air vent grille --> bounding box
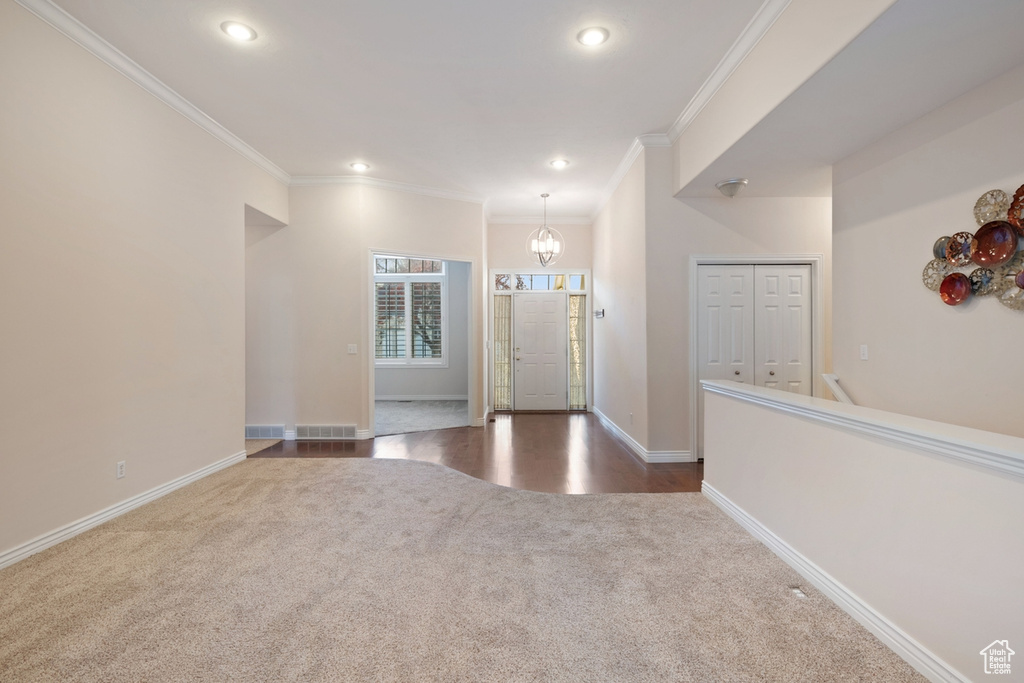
[295,425,357,440]
[245,425,285,439]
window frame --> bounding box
[374,264,448,368]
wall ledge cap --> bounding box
[702,380,1024,480]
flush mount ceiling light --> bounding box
[577,27,609,46]
[716,178,748,198]
[220,21,257,41]
[550,159,570,169]
[350,162,370,172]
[527,194,564,268]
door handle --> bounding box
[769,370,775,376]
[516,356,521,361]
[734,370,740,375]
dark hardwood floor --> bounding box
[249,412,703,494]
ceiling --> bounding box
[47,0,763,218]
[41,0,1024,216]
[682,0,1024,198]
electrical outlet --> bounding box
[860,344,869,361]
[347,344,357,355]
[629,412,634,425]
[116,461,126,479]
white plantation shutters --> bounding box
[374,257,446,365]
[410,282,442,358]
[375,283,406,359]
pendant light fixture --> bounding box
[527,194,564,267]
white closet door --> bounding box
[697,265,755,384]
[754,265,812,395]
[696,263,814,458]
[696,266,755,457]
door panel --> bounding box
[754,265,811,394]
[514,292,567,410]
[697,266,754,456]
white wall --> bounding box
[0,1,288,556]
[375,260,471,399]
[592,153,649,448]
[486,222,593,271]
[703,382,1024,682]
[245,184,486,432]
[833,62,1024,438]
[644,146,832,452]
[672,0,897,193]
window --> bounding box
[375,257,446,365]
[493,273,586,291]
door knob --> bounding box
[734,370,740,376]
[769,370,775,376]
[516,356,521,361]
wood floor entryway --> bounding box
[250,412,702,494]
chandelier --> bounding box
[527,193,564,267]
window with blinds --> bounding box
[374,256,446,365]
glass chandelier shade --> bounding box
[526,194,564,267]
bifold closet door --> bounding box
[753,265,812,395]
[697,265,755,385]
[696,263,812,456]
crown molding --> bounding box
[591,133,671,220]
[289,175,486,205]
[487,216,593,226]
[15,0,292,186]
[667,0,792,142]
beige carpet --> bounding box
[244,438,282,456]
[0,459,923,682]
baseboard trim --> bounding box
[375,395,469,401]
[645,450,693,463]
[0,450,247,571]
[284,430,296,441]
[472,416,486,428]
[356,429,372,440]
[701,481,965,683]
[592,408,693,463]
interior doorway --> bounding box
[372,253,471,435]
[689,255,824,459]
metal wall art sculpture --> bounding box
[922,183,1024,310]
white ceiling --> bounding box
[40,0,1024,215]
[682,0,1024,198]
[48,0,764,218]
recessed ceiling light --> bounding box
[350,162,370,172]
[577,27,609,46]
[221,21,257,42]
[550,159,570,169]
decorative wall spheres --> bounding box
[922,183,1024,310]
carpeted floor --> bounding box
[0,459,923,682]
[375,399,470,436]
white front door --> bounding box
[513,291,567,410]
